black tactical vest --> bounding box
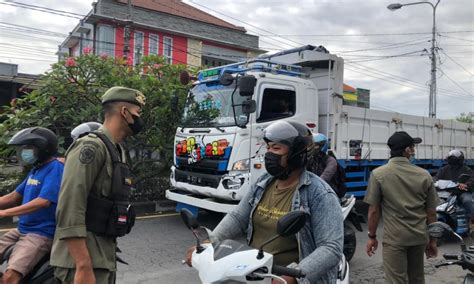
[85,132,136,238]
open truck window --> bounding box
[257,88,296,122]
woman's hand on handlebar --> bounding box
[272,275,296,284]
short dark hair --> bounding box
[390,144,413,158]
[102,101,121,118]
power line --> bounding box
[258,31,474,37]
[0,1,85,19]
[187,0,302,48]
[439,49,474,77]
[345,65,472,101]
[0,55,56,63]
[0,21,68,37]
[335,37,430,54]
[438,34,474,43]
[346,62,472,98]
[437,67,473,97]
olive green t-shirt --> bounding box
[250,180,299,266]
[364,157,439,246]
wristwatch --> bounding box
[368,232,377,239]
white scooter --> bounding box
[180,196,355,284]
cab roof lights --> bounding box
[198,59,309,82]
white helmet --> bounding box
[71,122,102,141]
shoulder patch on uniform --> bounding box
[79,145,96,164]
[83,140,101,148]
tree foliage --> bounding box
[0,52,194,200]
[456,112,473,124]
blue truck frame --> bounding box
[341,158,474,197]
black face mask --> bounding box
[125,109,144,135]
[447,156,462,166]
[264,152,290,180]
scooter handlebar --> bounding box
[435,261,460,268]
[443,254,460,260]
[272,265,306,279]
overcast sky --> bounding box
[0,0,472,119]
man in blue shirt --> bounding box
[0,127,63,284]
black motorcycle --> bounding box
[428,221,474,283]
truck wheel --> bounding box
[343,225,356,262]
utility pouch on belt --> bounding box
[85,132,136,238]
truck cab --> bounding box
[167,59,322,213]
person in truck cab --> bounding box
[186,120,343,284]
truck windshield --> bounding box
[182,82,246,127]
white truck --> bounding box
[166,45,473,214]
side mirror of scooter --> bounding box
[277,211,308,237]
[180,208,199,230]
[257,211,308,259]
[180,209,205,253]
[428,221,466,251]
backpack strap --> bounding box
[93,132,121,164]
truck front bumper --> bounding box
[165,190,237,213]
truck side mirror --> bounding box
[239,75,257,97]
[179,71,197,85]
[219,73,234,86]
[242,99,256,114]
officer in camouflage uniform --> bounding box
[50,86,146,284]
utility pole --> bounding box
[123,0,133,60]
[388,0,440,118]
[79,20,84,56]
[428,3,438,118]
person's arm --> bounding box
[297,187,344,282]
[1,162,64,218]
[459,167,474,192]
[66,238,96,284]
[319,156,337,183]
[433,166,447,182]
[366,205,381,256]
[363,172,382,256]
[0,197,50,217]
[186,176,262,266]
[425,208,438,258]
[0,191,23,210]
[209,178,260,242]
[425,179,439,258]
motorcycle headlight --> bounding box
[232,159,250,171]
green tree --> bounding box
[0,52,194,201]
[456,112,473,124]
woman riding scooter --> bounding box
[185,121,343,283]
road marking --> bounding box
[0,213,180,233]
[136,212,180,220]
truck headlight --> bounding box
[232,159,250,171]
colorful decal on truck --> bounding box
[176,137,230,164]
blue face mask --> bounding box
[409,153,416,163]
[21,149,37,164]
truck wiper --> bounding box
[215,126,225,133]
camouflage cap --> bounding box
[101,86,146,107]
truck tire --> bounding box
[343,225,356,262]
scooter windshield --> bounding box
[182,82,247,128]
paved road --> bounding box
[115,206,469,284]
